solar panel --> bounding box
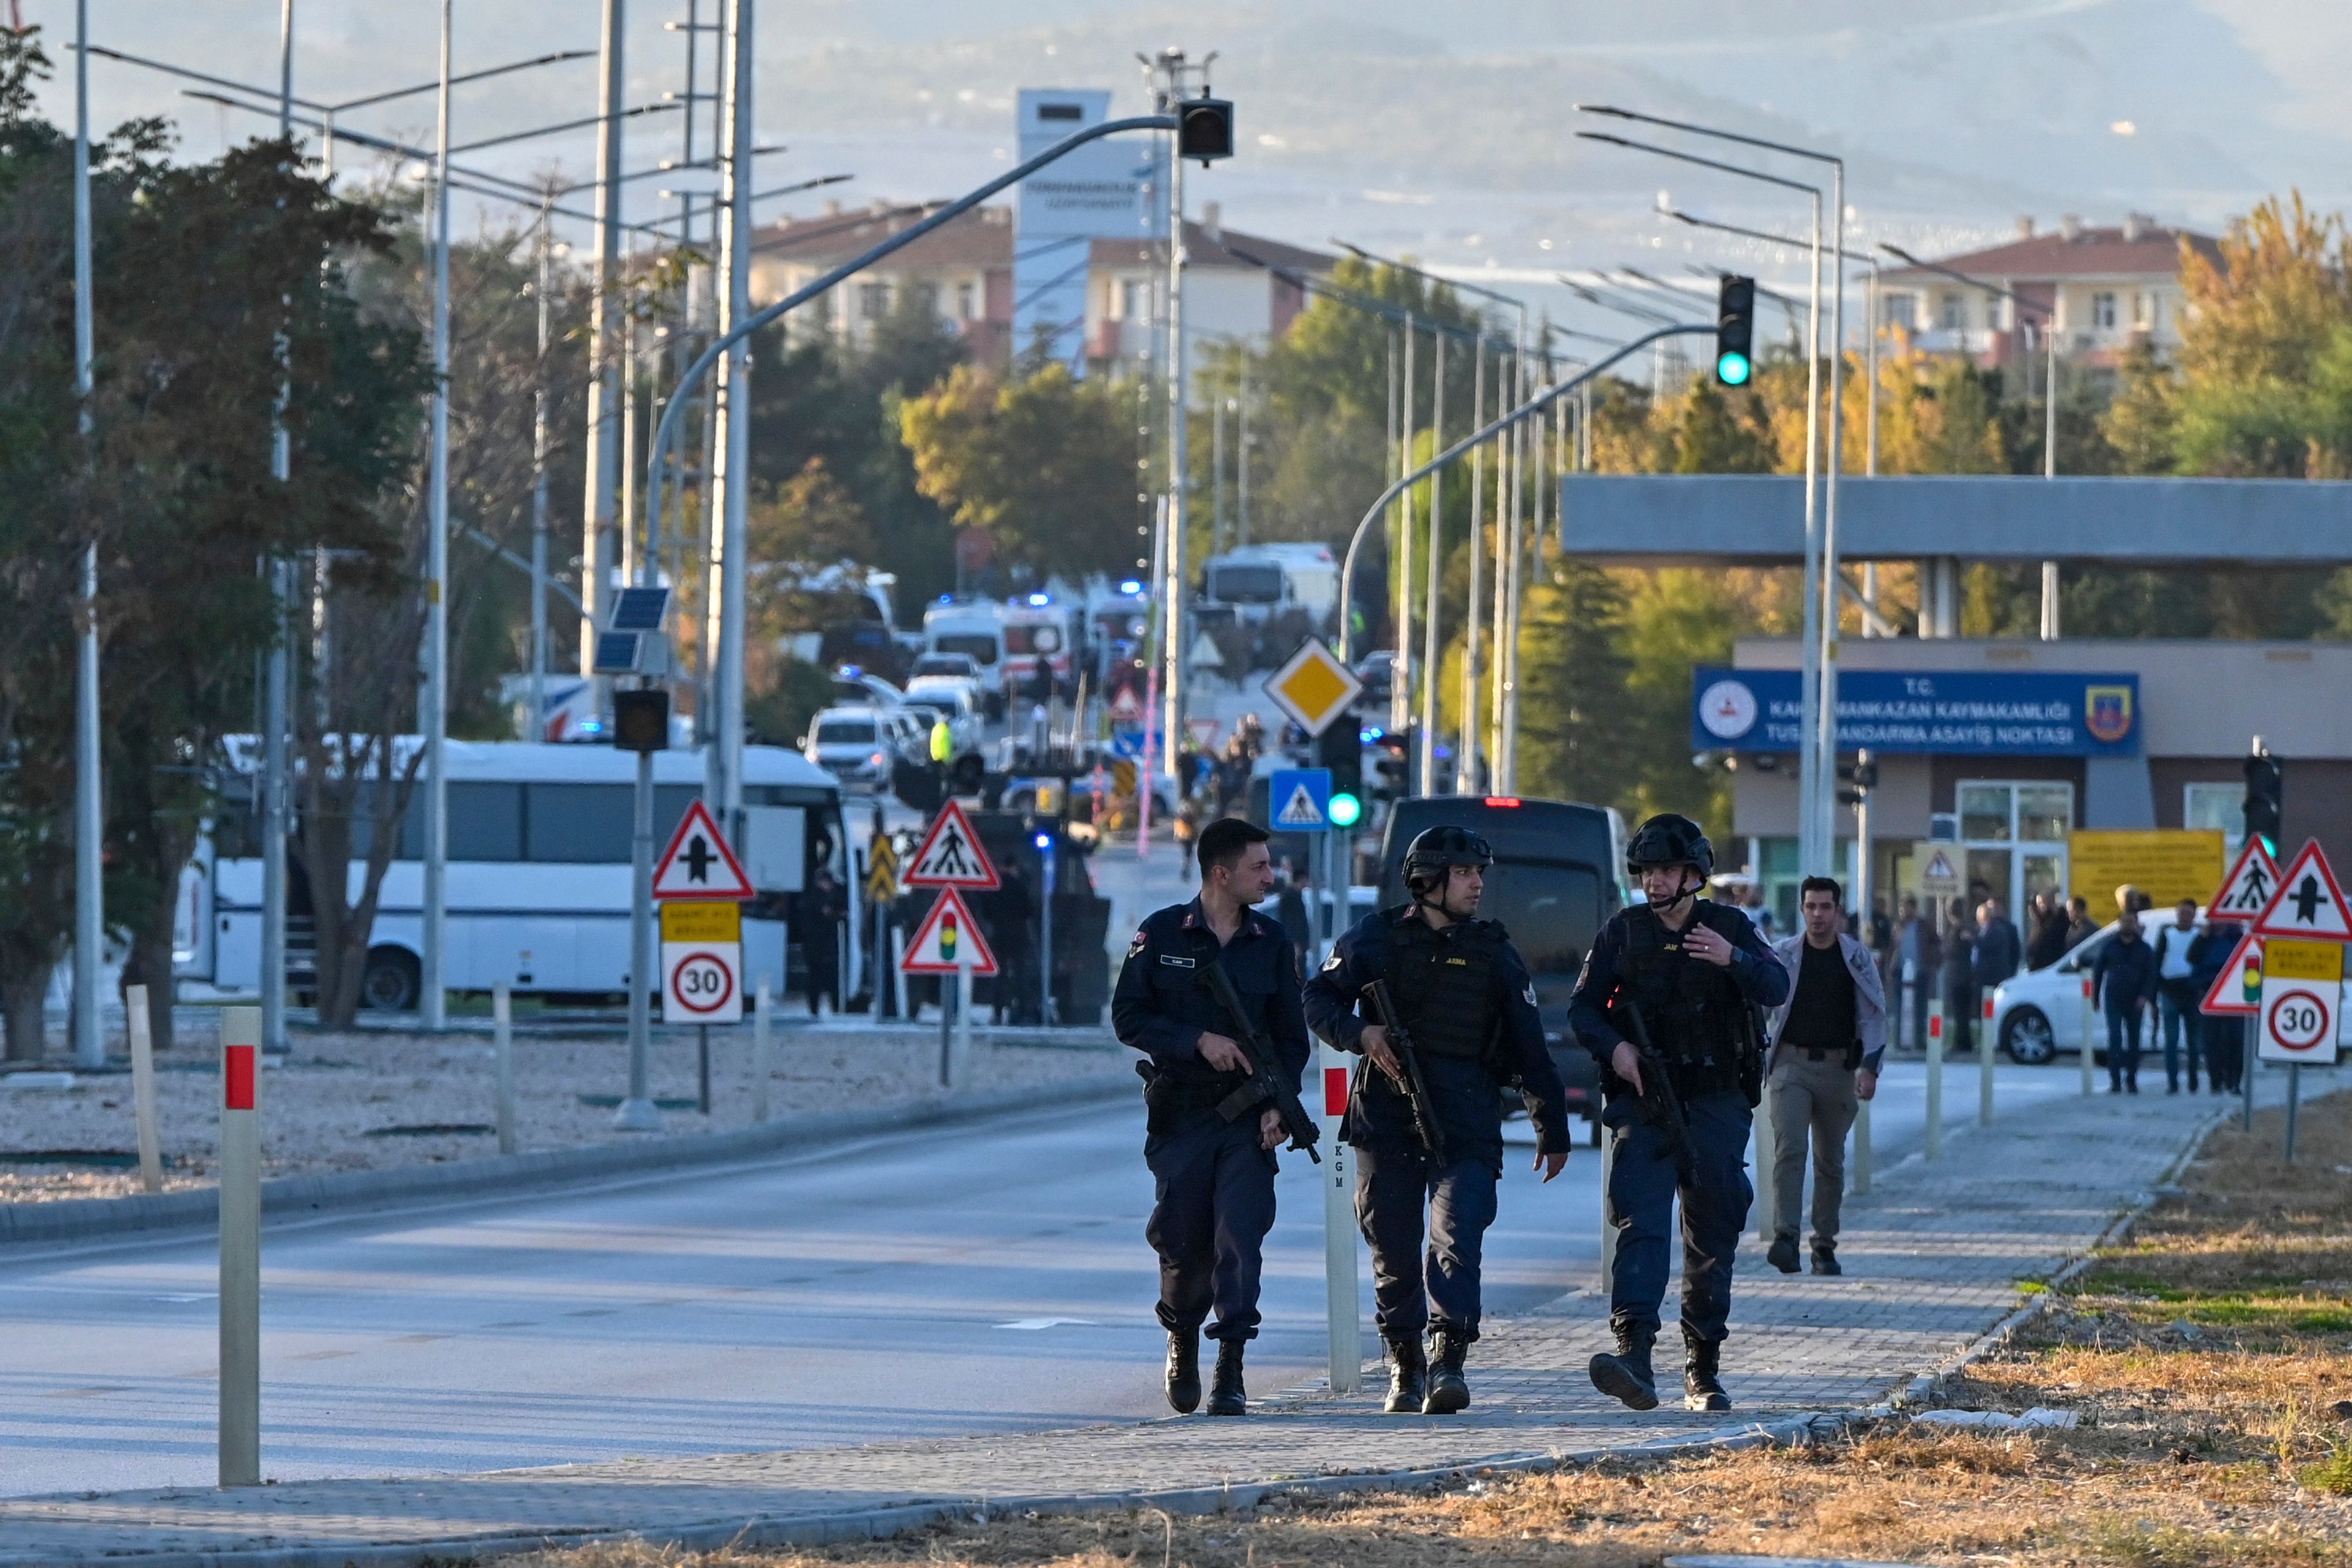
[591,631,642,674]
[608,586,672,633]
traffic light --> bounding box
[1715,274,1755,386]
[2244,745,2283,851]
[612,688,670,754]
[1318,720,1363,829]
[1178,97,1235,164]
[1370,728,1412,800]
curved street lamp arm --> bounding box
[1338,322,1711,663]
[643,113,1177,557]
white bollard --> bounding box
[493,983,517,1156]
[1752,1070,1777,1244]
[126,984,163,1196]
[891,924,909,1025]
[1317,1041,1360,1395]
[753,978,773,1124]
[1851,1095,1872,1196]
[2081,974,2097,1095]
[1925,998,1944,1161]
[1979,990,1997,1128]
[951,953,974,1087]
[1599,1119,1619,1294]
[219,1006,262,1487]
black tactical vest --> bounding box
[1389,914,1502,1060]
[1617,902,1752,1084]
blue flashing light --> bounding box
[1033,832,1054,850]
[1359,725,1384,745]
[839,665,862,679]
[1716,350,1753,386]
[937,594,954,604]
[1027,592,1050,606]
[1118,579,1144,595]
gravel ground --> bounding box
[0,1018,1129,1205]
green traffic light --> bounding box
[1717,351,1752,386]
[1328,792,1363,829]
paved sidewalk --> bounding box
[0,1082,2238,1566]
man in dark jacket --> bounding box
[2092,914,2160,1093]
[2187,920,2245,1095]
[2024,893,2071,971]
[1304,826,1570,1415]
[1940,898,1979,1056]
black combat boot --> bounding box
[1683,1330,1731,1412]
[1423,1326,1471,1415]
[1381,1334,1427,1415]
[1164,1329,1200,1414]
[1588,1322,1659,1411]
[1811,1242,1842,1276]
[1766,1234,1801,1273]
[1205,1336,1248,1416]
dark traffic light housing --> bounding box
[2244,745,2283,850]
[1178,97,1235,165]
[1716,274,1756,386]
[612,688,670,754]
[1317,719,1363,827]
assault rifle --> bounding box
[1199,960,1322,1163]
[1606,1001,1695,1178]
[1359,979,1450,1165]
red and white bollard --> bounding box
[1981,990,1998,1127]
[1924,997,1945,1161]
[219,1005,262,1487]
[1319,1040,1359,1395]
[2081,973,2098,1095]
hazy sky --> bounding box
[28,1,2346,337]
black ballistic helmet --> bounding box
[1403,824,1494,894]
[1626,813,1714,880]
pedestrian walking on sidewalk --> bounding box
[2092,913,2159,1093]
[2188,920,2244,1094]
[1303,826,1572,1417]
[1763,876,1886,1278]
[1569,814,1790,1415]
[1111,817,1311,1418]
[2152,899,2203,1093]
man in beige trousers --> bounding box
[1763,875,1887,1276]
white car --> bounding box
[1989,908,2206,1065]
[801,706,904,792]
[905,673,987,728]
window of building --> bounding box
[1883,292,1917,330]
[858,281,890,320]
[956,280,976,320]
[2184,783,2244,853]
[1954,780,2075,924]
[2092,291,2117,329]
[2132,291,2153,328]
[1938,292,1966,331]
[1120,279,1148,322]
[913,282,939,317]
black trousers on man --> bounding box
[1354,1145,1499,1341]
[1145,1113,1278,1342]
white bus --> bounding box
[178,741,848,1012]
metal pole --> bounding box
[1395,315,1414,741]
[1237,372,1251,548]
[217,1006,262,1487]
[530,191,552,739]
[494,982,516,1154]
[1039,835,1055,1023]
[1319,1036,1359,1393]
[2285,1061,2301,1163]
[1925,995,1943,1160]
[1819,165,1845,873]
[617,747,659,1129]
[1796,190,1824,875]
[1498,361,1526,794]
[255,0,298,1060]
[1864,262,1880,480]
[706,0,753,837]
[72,0,105,1070]
[579,0,626,682]
[1161,114,1188,777]
[127,983,162,1194]
[420,0,453,1031]
[752,976,772,1123]
[1418,331,1444,791]
[698,1022,711,1114]
[2241,1018,2256,1130]
[1460,342,1484,791]
[2040,315,2061,639]
[1489,345,1512,781]
[1210,393,1225,557]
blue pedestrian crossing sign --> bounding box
[1269,768,1333,832]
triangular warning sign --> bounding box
[1275,781,1326,828]
[2199,929,2263,1016]
[2207,837,2280,923]
[1110,687,1144,723]
[903,797,999,890]
[1923,849,1956,881]
[652,800,755,901]
[899,886,999,976]
[2250,839,2352,942]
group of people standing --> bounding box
[1114,811,1874,1422]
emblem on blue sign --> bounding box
[2085,684,2133,744]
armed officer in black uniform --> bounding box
[1304,826,1572,1415]
[1569,813,1790,1414]
[1112,816,1313,1417]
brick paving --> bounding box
[0,1086,2225,1564]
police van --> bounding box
[1375,795,1625,1140]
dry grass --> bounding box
[502,1096,2352,1568]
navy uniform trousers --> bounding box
[1145,1111,1278,1342]
[1605,1088,1754,1343]
[1355,1146,1499,1340]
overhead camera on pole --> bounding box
[1714,273,1756,386]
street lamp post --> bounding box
[420,0,453,1031]
[1882,244,2063,639]
[71,0,102,1069]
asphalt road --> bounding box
[0,1039,2113,1498]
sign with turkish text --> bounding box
[2067,831,2227,913]
[1692,668,2142,757]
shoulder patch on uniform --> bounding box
[1525,981,1540,1008]
[1321,951,1344,972]
[1159,954,1197,969]
[1128,929,1148,956]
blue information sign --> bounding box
[1268,768,1333,832]
[1691,667,2142,757]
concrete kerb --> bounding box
[0,1071,1134,1248]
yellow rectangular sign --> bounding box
[660,901,742,943]
[2263,938,2343,984]
[2067,830,2226,913]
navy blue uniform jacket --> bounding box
[1566,899,1791,1072]
[1303,905,1572,1164]
[1112,897,1313,1099]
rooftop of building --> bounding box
[1884,214,2223,285]
[750,198,1333,276]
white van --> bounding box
[1200,543,1340,625]
[922,600,1008,716]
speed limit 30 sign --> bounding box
[662,902,743,1024]
[2259,938,2342,1065]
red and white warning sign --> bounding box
[903,798,999,891]
[2250,839,2352,943]
[2207,837,2280,924]
[2198,928,2263,1017]
[653,799,755,901]
[899,886,999,976]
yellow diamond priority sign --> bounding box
[1263,636,1363,737]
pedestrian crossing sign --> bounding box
[903,798,1000,891]
[2208,836,2280,923]
[1268,767,1332,832]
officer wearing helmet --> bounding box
[1568,813,1789,1415]
[1303,824,1572,1416]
